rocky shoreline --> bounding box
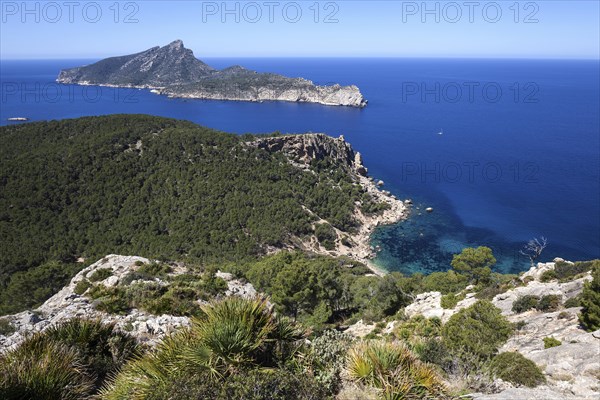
[249,133,409,274]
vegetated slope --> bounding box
[0,115,374,293]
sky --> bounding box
[0,0,599,59]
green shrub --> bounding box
[558,311,570,319]
[564,296,581,308]
[522,276,535,285]
[442,300,512,360]
[89,268,113,282]
[419,270,469,294]
[134,260,145,267]
[540,270,557,282]
[554,260,599,281]
[579,265,600,331]
[36,319,140,389]
[0,319,139,399]
[136,262,172,277]
[346,340,448,399]
[315,223,337,251]
[0,318,15,336]
[543,337,562,349]
[536,295,562,312]
[393,315,441,342]
[305,329,354,394]
[101,297,307,399]
[413,338,452,370]
[0,339,95,400]
[451,246,495,284]
[0,261,81,315]
[146,368,327,400]
[512,295,540,314]
[74,279,92,295]
[441,292,465,309]
[489,352,546,387]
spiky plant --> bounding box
[346,340,447,400]
[39,318,140,387]
[0,338,95,400]
[101,297,307,399]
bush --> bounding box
[74,279,92,295]
[564,296,581,308]
[0,261,81,315]
[89,268,113,282]
[442,300,512,360]
[0,339,95,400]
[420,270,469,294]
[136,262,173,278]
[536,295,562,312]
[579,265,600,331]
[394,315,442,343]
[543,337,562,349]
[346,340,447,399]
[512,295,540,314]
[101,297,307,399]
[315,223,337,251]
[146,368,327,400]
[441,293,465,309]
[540,270,557,282]
[489,352,546,387]
[554,260,599,281]
[0,318,15,336]
[304,329,354,394]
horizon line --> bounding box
[2,55,599,61]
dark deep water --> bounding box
[1,58,599,274]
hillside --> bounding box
[0,115,404,314]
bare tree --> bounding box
[520,237,548,268]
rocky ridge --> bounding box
[250,134,409,273]
[57,40,367,108]
[390,259,599,399]
[0,255,257,352]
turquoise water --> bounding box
[1,58,598,275]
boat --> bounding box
[7,117,29,121]
[437,129,443,135]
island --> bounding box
[57,40,367,108]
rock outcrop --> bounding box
[250,134,408,272]
[57,40,367,108]
[0,255,257,352]
[405,261,598,399]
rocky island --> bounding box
[57,40,367,108]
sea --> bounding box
[1,58,599,275]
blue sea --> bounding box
[1,58,599,274]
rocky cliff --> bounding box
[0,255,257,351]
[57,40,367,108]
[250,134,408,270]
[398,259,599,399]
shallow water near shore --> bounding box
[1,58,598,275]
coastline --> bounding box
[55,80,367,108]
[331,173,409,276]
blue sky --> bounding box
[1,1,598,59]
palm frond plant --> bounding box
[0,337,95,400]
[345,340,448,400]
[101,296,309,399]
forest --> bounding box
[0,115,377,314]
